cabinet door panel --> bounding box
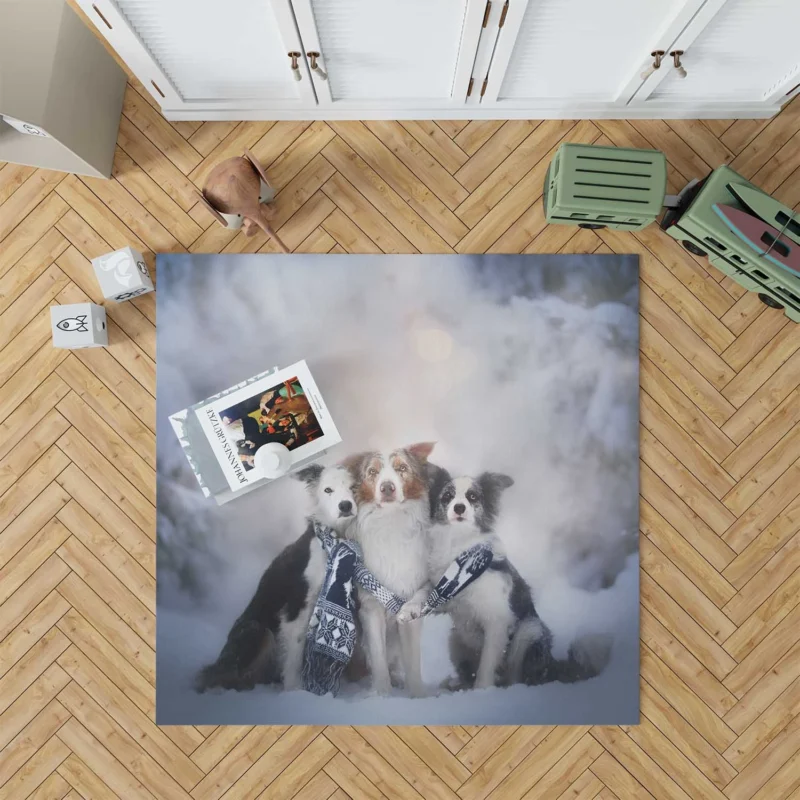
[292,0,483,106]
[78,0,313,110]
[646,0,800,104]
[491,0,694,103]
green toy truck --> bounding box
[543,142,800,322]
[544,143,667,231]
[659,165,800,322]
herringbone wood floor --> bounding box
[3,53,800,799]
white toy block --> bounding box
[51,303,107,349]
[91,246,154,302]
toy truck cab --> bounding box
[660,165,800,322]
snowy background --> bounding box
[156,253,640,725]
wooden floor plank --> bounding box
[400,120,469,175]
[329,121,468,246]
[0,696,71,789]
[0,229,68,318]
[641,499,736,608]
[56,575,155,684]
[364,120,468,210]
[56,716,159,800]
[111,147,202,248]
[0,170,66,243]
[2,71,800,800]
[454,119,578,229]
[0,163,36,206]
[722,349,800,446]
[0,193,69,279]
[453,121,506,155]
[640,356,735,464]
[54,464,154,576]
[122,85,202,176]
[322,137,453,253]
[57,752,121,800]
[641,611,737,718]
[641,392,736,500]
[640,681,737,790]
[724,676,800,772]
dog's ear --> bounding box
[407,441,436,463]
[426,464,451,518]
[426,462,450,496]
[292,463,324,486]
[338,451,369,476]
[478,472,514,494]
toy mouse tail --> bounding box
[255,211,290,254]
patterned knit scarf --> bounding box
[302,522,493,696]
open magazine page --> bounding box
[195,359,340,492]
[174,360,341,498]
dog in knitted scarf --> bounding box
[302,522,493,696]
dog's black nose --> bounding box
[453,503,466,515]
[338,500,352,514]
[380,481,396,496]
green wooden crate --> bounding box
[544,143,667,231]
[661,164,800,323]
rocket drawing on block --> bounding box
[50,302,107,349]
[56,315,89,333]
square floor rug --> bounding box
[156,253,640,725]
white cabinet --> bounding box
[78,0,316,112]
[631,0,800,108]
[478,0,799,116]
[290,0,486,108]
[479,0,706,107]
[76,0,800,120]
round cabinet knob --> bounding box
[307,52,328,81]
[288,52,302,81]
[254,442,292,479]
[641,50,665,81]
[670,50,687,79]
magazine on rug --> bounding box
[169,359,341,504]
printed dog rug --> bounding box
[156,254,640,725]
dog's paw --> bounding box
[439,675,467,693]
[396,601,423,623]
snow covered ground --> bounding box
[157,554,638,725]
[155,253,640,725]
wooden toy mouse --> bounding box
[196,149,290,253]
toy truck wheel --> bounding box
[578,223,606,230]
[682,240,707,257]
[758,293,784,310]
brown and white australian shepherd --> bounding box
[348,442,436,696]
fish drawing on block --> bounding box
[57,315,89,332]
[713,204,800,277]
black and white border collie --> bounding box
[426,472,612,690]
[195,463,364,692]
[348,442,436,696]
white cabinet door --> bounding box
[632,0,800,108]
[479,0,709,111]
[290,0,486,109]
[75,0,315,112]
